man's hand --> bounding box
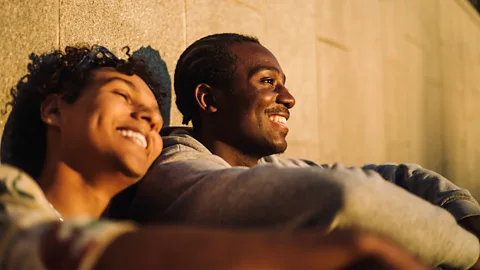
[459,216,480,238]
[459,216,480,269]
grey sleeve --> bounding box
[362,163,480,221]
[131,159,479,269]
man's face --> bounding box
[57,67,163,180]
[214,43,295,157]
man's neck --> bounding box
[37,160,122,218]
[195,129,260,167]
[211,140,260,167]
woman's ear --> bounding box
[40,94,63,128]
[194,83,217,113]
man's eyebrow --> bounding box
[248,66,286,83]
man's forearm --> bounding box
[333,165,479,269]
[133,161,479,268]
[362,163,480,221]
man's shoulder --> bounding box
[259,155,322,168]
[160,127,211,156]
[161,127,204,149]
[154,126,231,168]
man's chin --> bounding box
[272,147,287,155]
[268,139,288,155]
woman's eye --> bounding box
[115,91,129,101]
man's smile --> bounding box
[266,107,290,130]
[268,115,288,128]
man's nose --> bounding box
[276,86,295,109]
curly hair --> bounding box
[174,33,259,126]
[1,45,164,180]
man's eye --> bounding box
[261,78,275,85]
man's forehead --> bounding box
[230,43,282,71]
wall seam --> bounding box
[182,0,187,48]
[437,1,448,176]
[57,0,60,49]
[381,0,388,162]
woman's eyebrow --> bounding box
[100,76,161,113]
[101,77,137,91]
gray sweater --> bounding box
[126,127,480,269]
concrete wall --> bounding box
[1,0,480,197]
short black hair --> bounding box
[1,45,163,180]
[174,33,260,126]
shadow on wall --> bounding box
[133,46,171,127]
[469,0,480,13]
[104,46,173,219]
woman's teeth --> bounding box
[118,129,147,149]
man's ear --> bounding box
[194,83,218,113]
[40,94,63,128]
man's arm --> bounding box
[285,158,480,226]
[130,156,479,269]
[266,156,480,225]
[361,163,480,223]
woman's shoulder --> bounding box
[0,164,59,226]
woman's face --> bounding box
[55,67,163,182]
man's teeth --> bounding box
[268,115,287,125]
[118,129,147,149]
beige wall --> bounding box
[1,0,479,197]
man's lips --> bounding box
[265,107,290,120]
[267,114,289,130]
[265,107,290,128]
[268,115,287,125]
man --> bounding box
[0,45,426,269]
[123,33,480,269]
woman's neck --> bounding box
[38,161,121,218]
